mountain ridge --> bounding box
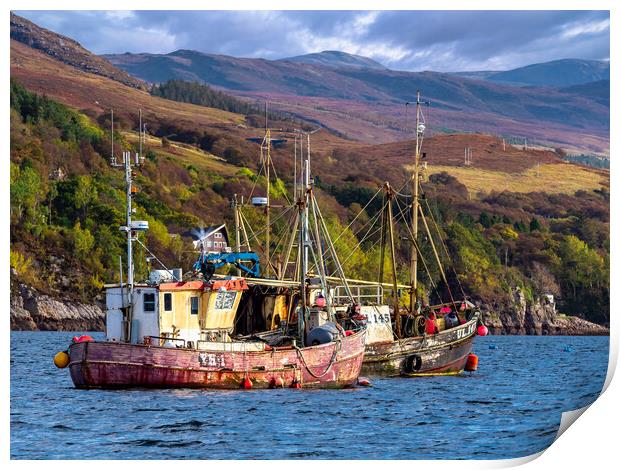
[451,59,609,87]
[103,48,609,153]
[10,12,145,90]
[279,50,387,70]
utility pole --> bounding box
[464,147,472,166]
[139,109,142,159]
[110,108,115,163]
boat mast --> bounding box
[124,152,134,292]
[263,103,271,278]
[304,139,310,271]
[233,194,242,276]
[113,149,135,342]
[410,90,422,313]
[297,158,310,346]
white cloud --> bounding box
[561,18,610,39]
[14,10,610,72]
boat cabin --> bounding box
[105,277,248,348]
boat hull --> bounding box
[362,316,478,376]
[67,331,366,390]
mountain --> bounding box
[104,49,609,153]
[10,13,144,89]
[279,50,387,70]
[103,49,391,99]
[486,59,610,87]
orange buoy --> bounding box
[477,325,489,336]
[240,377,252,389]
[53,351,70,368]
[465,353,479,372]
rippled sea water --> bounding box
[10,331,608,460]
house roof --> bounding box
[181,224,228,242]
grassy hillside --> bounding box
[426,163,607,196]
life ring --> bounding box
[404,354,422,373]
[412,316,426,336]
[402,317,415,337]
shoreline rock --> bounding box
[11,282,105,331]
[480,287,609,336]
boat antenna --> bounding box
[111,113,148,342]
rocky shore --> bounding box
[480,287,609,336]
[10,282,608,335]
[11,282,105,331]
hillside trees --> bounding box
[9,82,199,300]
[9,80,609,325]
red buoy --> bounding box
[425,318,437,334]
[240,377,252,389]
[72,335,94,343]
[290,379,302,389]
[465,353,479,372]
[477,325,489,336]
[357,377,372,387]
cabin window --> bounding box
[164,293,172,312]
[190,296,199,315]
[143,293,156,312]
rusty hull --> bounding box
[362,315,478,376]
[68,330,366,390]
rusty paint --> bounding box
[159,279,248,292]
[68,330,366,390]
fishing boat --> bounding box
[350,91,483,376]
[54,126,366,390]
[234,92,483,377]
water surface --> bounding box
[10,332,608,459]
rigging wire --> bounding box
[392,195,443,305]
[422,197,467,300]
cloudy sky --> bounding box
[15,10,610,72]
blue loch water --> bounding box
[11,331,608,459]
